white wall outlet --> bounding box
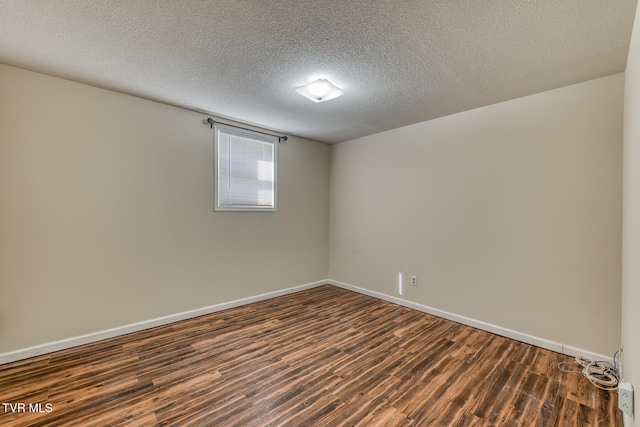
[410,276,417,286]
[618,382,634,416]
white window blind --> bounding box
[215,123,277,211]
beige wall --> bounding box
[0,64,330,354]
[329,74,623,356]
[623,1,640,424]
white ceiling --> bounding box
[0,0,637,144]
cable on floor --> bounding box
[557,350,620,391]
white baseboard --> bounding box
[328,279,612,363]
[1,279,612,366]
[0,279,328,366]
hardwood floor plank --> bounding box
[0,285,623,426]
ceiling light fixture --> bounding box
[294,79,344,103]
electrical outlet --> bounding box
[410,276,417,286]
[618,382,634,416]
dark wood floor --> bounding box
[0,285,621,426]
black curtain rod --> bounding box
[205,118,288,142]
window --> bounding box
[214,123,277,211]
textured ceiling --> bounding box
[0,0,637,143]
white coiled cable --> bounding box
[557,350,620,391]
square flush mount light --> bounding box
[294,79,344,103]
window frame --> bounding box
[214,123,278,212]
